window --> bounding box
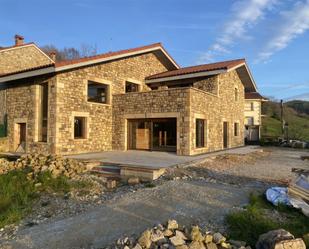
[251,102,254,111]
[38,83,48,142]
[246,117,254,126]
[88,81,109,104]
[125,81,139,93]
[74,117,86,139]
[196,119,205,148]
[234,88,239,101]
[234,123,239,136]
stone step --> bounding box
[92,165,121,174]
[89,162,166,181]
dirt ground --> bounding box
[1,147,308,249]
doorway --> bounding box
[15,123,26,152]
[152,119,177,152]
[223,121,229,149]
[128,118,177,152]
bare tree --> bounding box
[41,44,98,62]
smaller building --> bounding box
[244,92,268,143]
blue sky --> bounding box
[1,0,309,101]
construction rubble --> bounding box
[0,154,87,179]
[108,220,248,249]
[106,220,306,249]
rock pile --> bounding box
[109,220,250,249]
[0,154,86,179]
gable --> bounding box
[0,44,54,76]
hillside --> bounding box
[261,100,309,141]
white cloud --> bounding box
[257,0,309,62]
[197,0,277,64]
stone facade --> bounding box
[2,45,247,156]
[0,137,8,152]
[0,89,6,124]
[113,70,245,155]
[54,52,168,154]
[189,71,245,155]
[5,75,57,154]
[113,88,191,155]
[0,45,52,75]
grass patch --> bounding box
[0,170,37,228]
[35,171,71,193]
[0,169,90,228]
[144,182,156,188]
[226,194,309,247]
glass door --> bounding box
[152,119,176,152]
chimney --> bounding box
[14,34,24,46]
[49,51,56,61]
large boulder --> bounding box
[256,229,295,249]
[274,238,306,249]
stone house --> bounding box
[0,35,263,155]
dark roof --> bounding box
[55,42,179,68]
[145,58,245,80]
[245,92,266,100]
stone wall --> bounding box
[113,70,245,156]
[113,88,191,155]
[0,89,6,124]
[192,76,219,95]
[0,45,52,75]
[0,137,8,152]
[189,70,245,155]
[55,52,169,155]
[5,75,57,154]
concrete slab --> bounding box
[68,146,262,168]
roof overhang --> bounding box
[145,69,226,83]
[145,61,257,92]
[245,98,269,102]
[0,66,55,83]
[55,46,179,72]
[229,62,257,92]
[0,44,178,84]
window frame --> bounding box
[234,122,239,136]
[250,102,254,111]
[125,81,140,93]
[245,116,254,126]
[124,78,142,93]
[195,119,206,148]
[85,78,112,105]
[234,87,239,101]
[73,116,87,139]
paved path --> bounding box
[68,146,262,168]
[3,180,256,249]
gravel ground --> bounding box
[190,147,309,183]
[1,180,257,249]
[1,147,308,249]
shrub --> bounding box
[226,194,309,247]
